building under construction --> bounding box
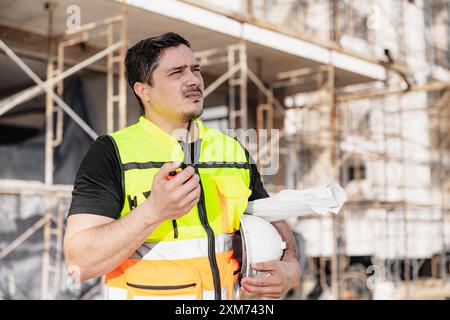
[0,0,449,299]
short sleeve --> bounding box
[68,135,124,219]
[248,161,270,201]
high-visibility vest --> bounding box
[104,116,251,300]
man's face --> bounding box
[146,44,204,122]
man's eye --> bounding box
[170,70,182,75]
[193,68,201,72]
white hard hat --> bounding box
[240,214,286,277]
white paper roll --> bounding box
[245,183,347,222]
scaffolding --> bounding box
[173,6,449,296]
[0,1,127,299]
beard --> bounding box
[181,106,203,122]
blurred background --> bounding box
[0,0,449,300]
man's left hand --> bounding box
[240,258,300,299]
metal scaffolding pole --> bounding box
[0,41,122,122]
[0,40,121,140]
[239,42,248,130]
[437,90,449,281]
[328,63,340,299]
[118,2,128,129]
[0,4,128,300]
[228,45,237,129]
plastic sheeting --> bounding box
[0,76,99,299]
[0,75,98,184]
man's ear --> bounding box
[134,82,151,103]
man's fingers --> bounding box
[174,173,199,196]
[183,184,200,204]
[167,166,195,186]
[251,261,280,272]
[184,196,200,212]
[156,162,181,180]
[175,194,200,217]
[241,281,283,298]
[240,262,294,299]
[241,275,279,287]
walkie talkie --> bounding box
[167,119,193,180]
[167,163,188,180]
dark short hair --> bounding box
[124,32,191,112]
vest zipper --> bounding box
[185,120,221,300]
[195,166,222,300]
[172,219,179,239]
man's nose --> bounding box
[185,70,202,88]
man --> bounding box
[64,32,300,300]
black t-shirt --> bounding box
[68,135,269,219]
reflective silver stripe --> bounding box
[202,288,229,300]
[130,233,233,260]
[132,294,198,300]
[104,284,231,300]
[104,286,127,300]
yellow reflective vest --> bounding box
[104,116,251,300]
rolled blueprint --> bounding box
[244,183,347,222]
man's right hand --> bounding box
[145,162,201,222]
